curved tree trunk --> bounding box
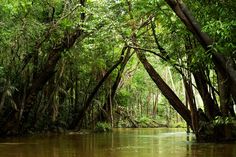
[135,50,192,128]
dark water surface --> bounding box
[0,128,235,157]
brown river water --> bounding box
[0,128,235,157]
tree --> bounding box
[0,0,235,142]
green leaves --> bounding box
[0,0,235,134]
[133,0,156,15]
[0,0,32,17]
[60,18,74,29]
[95,122,112,132]
[0,66,4,78]
[213,116,233,126]
[203,20,234,40]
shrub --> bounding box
[95,122,112,132]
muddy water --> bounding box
[0,128,235,157]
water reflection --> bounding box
[186,142,236,157]
[0,128,235,157]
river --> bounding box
[0,128,235,157]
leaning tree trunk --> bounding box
[70,47,127,130]
[0,4,88,135]
[164,0,236,141]
[135,49,192,128]
[164,0,236,104]
[126,0,191,127]
[99,47,132,123]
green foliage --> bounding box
[136,116,152,127]
[188,0,236,57]
[138,116,152,124]
[213,116,233,126]
[170,122,186,128]
[0,0,235,138]
[95,122,112,132]
[117,119,133,128]
[0,66,4,78]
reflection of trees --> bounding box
[186,142,236,157]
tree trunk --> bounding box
[218,70,234,117]
[135,50,192,128]
[152,93,159,118]
[146,93,151,117]
[0,26,87,135]
[164,0,236,104]
[99,47,131,123]
[193,70,220,119]
[70,49,126,130]
[183,73,198,133]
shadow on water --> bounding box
[0,128,235,157]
